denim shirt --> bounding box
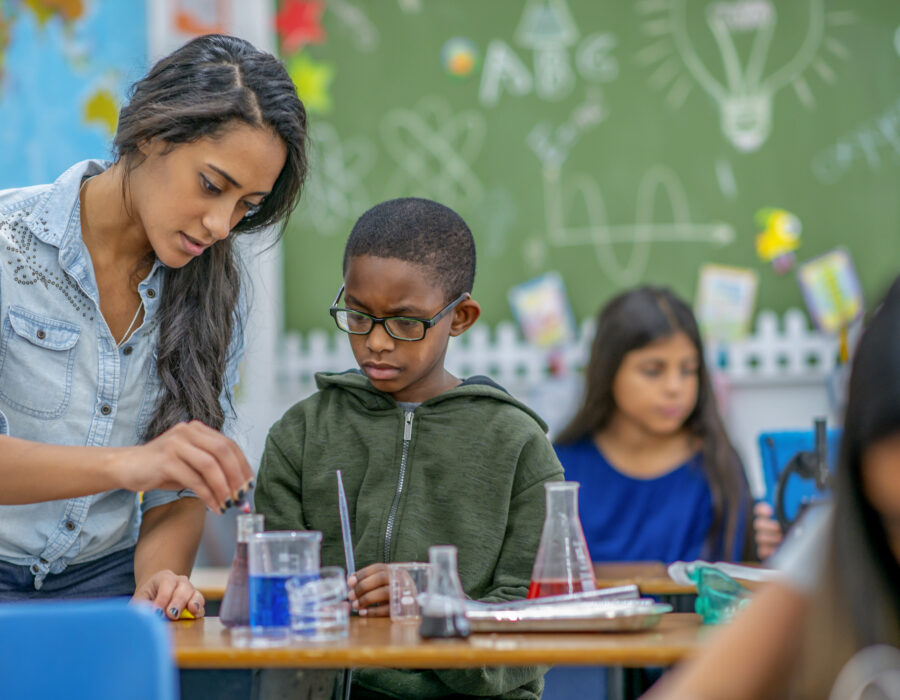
[0,160,245,588]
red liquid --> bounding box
[527,578,586,599]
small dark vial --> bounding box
[419,613,470,639]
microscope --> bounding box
[772,417,831,532]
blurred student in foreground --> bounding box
[646,274,900,699]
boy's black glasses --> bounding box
[329,285,469,341]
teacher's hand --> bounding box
[119,420,253,513]
[133,569,205,620]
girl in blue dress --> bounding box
[554,286,754,564]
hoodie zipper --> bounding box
[383,410,414,562]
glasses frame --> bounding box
[329,285,469,342]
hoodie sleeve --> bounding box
[480,432,565,604]
[254,420,307,532]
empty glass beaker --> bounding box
[220,512,265,628]
[527,481,596,598]
[419,545,470,639]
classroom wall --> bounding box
[278,0,900,333]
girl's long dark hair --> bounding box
[113,34,308,440]
[797,276,900,696]
[555,286,751,560]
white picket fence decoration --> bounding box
[278,308,839,400]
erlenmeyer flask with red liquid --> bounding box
[527,481,596,598]
[220,512,265,627]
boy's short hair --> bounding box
[343,197,476,300]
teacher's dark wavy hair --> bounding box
[555,286,753,560]
[114,34,308,440]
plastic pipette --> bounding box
[336,470,356,575]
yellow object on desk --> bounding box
[175,608,196,621]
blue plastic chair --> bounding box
[0,599,178,700]
[758,428,842,523]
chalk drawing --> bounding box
[515,0,579,50]
[479,0,618,107]
[397,0,422,12]
[576,33,619,83]
[716,157,738,199]
[526,92,608,169]
[328,0,379,51]
[811,95,900,184]
[304,123,375,236]
[381,97,485,208]
[527,100,734,284]
[516,0,578,101]
[479,40,534,107]
[636,0,853,153]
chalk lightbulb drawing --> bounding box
[636,0,854,152]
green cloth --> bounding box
[255,370,565,699]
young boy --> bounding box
[255,197,564,700]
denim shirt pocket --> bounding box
[0,306,81,419]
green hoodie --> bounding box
[255,370,564,699]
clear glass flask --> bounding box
[219,512,265,628]
[527,481,596,598]
[418,545,470,638]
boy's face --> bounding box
[341,255,480,403]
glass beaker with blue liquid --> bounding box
[247,530,321,645]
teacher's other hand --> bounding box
[119,420,253,513]
[133,569,205,620]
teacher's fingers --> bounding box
[178,421,253,500]
[168,439,234,512]
[162,575,200,620]
[188,590,206,618]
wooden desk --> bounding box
[172,614,706,670]
[593,561,769,596]
[593,562,694,596]
[191,567,229,602]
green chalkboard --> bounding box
[280,0,900,332]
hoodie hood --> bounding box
[314,369,549,433]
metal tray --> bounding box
[466,599,673,633]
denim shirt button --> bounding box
[100,404,111,416]
[36,329,46,340]
[65,521,76,531]
[30,564,39,574]
[123,346,133,356]
[146,289,156,299]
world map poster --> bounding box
[0,1,146,188]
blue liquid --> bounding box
[249,573,318,628]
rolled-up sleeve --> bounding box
[140,488,190,513]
